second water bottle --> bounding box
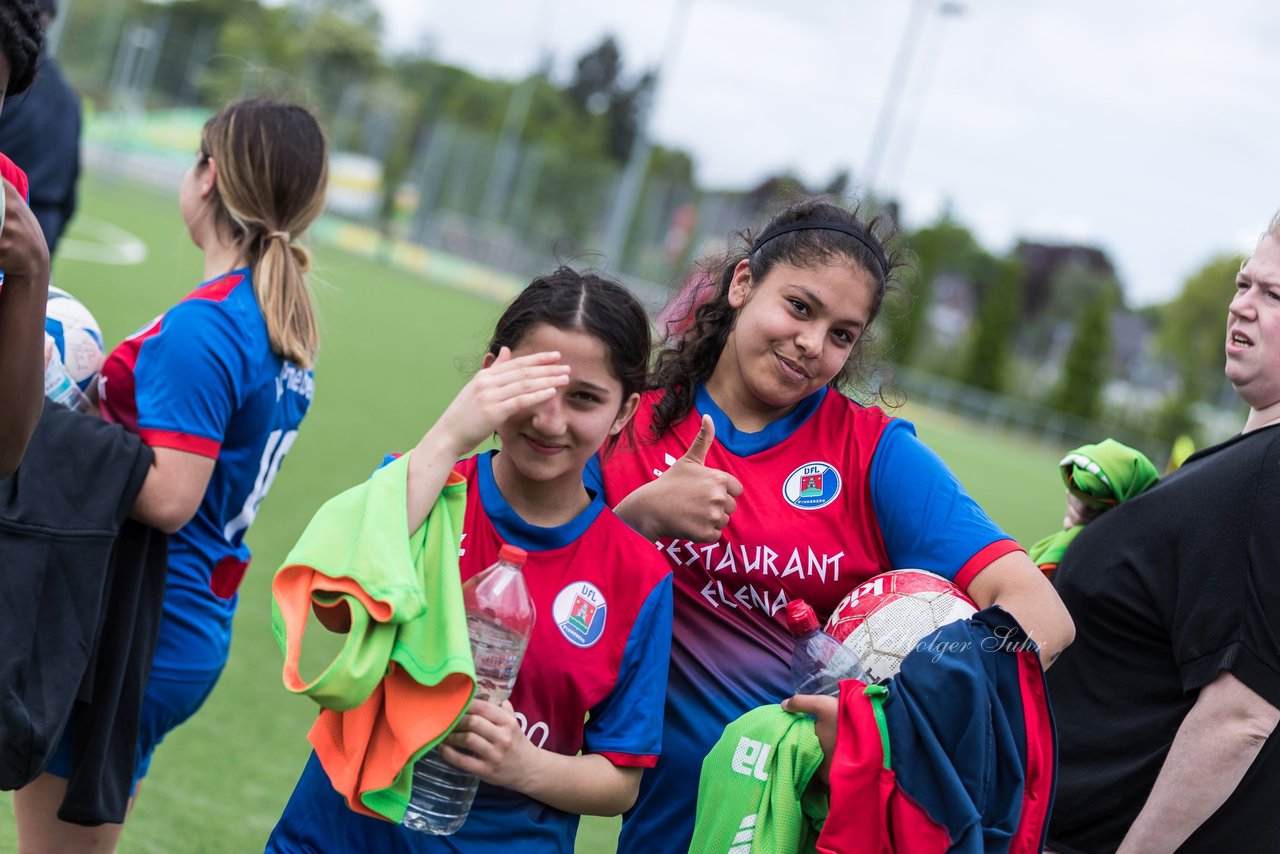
[785,598,866,696]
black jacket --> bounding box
[0,400,168,825]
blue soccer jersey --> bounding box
[98,268,314,678]
[592,386,1021,853]
[267,450,674,853]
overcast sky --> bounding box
[367,0,1279,306]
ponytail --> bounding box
[254,235,319,368]
[201,99,329,368]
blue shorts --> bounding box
[45,668,221,790]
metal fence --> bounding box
[889,366,1171,467]
[52,2,746,297]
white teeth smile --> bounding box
[1232,333,1252,346]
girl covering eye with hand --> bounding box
[267,267,673,854]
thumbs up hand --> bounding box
[614,414,744,543]
[680,413,717,466]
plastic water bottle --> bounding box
[403,544,537,835]
[785,599,866,696]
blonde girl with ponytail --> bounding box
[15,99,329,853]
[198,98,326,369]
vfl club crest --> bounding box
[782,461,841,510]
[553,582,608,648]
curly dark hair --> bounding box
[650,196,902,437]
[0,0,42,97]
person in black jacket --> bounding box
[0,400,168,829]
[0,0,81,257]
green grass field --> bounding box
[0,174,1068,852]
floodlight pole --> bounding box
[880,1,964,194]
[861,0,931,195]
[601,0,693,273]
[481,0,555,223]
[480,58,547,223]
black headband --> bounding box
[750,220,889,279]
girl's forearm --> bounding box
[511,751,643,816]
[405,428,467,532]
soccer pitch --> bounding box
[0,174,1067,852]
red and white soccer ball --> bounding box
[824,569,977,683]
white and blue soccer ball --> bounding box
[45,285,105,393]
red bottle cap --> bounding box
[498,544,528,566]
[785,599,819,635]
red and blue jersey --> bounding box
[267,449,673,853]
[98,268,314,678]
[0,153,29,287]
[452,451,672,776]
[592,385,1021,853]
[0,152,29,201]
